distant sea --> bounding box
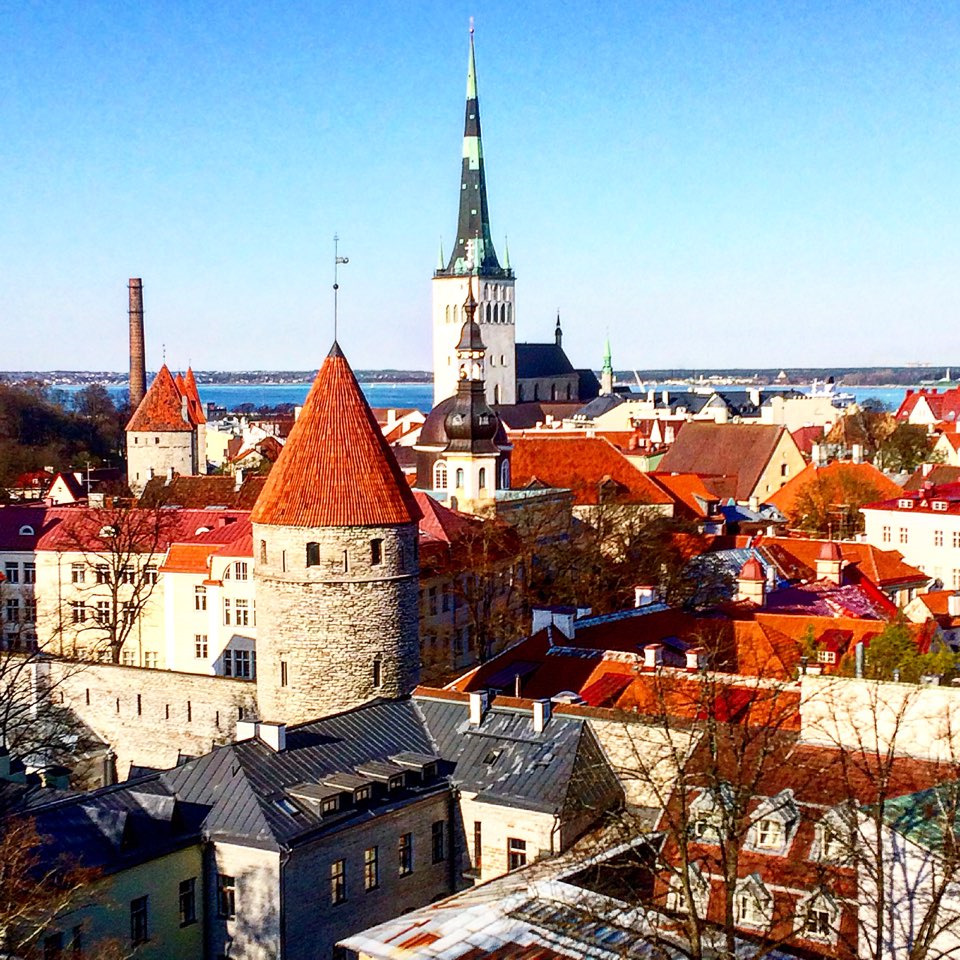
[60,381,912,414]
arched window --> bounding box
[485,303,492,323]
[453,304,459,324]
[500,304,506,323]
[533,384,540,401]
[445,305,450,322]
[500,354,505,366]
[500,459,510,489]
[18,525,34,537]
[478,468,487,490]
[370,538,383,566]
[566,383,573,399]
[494,384,501,403]
[455,468,465,489]
[433,460,448,490]
[306,542,320,567]
[551,384,557,400]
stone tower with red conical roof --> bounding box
[125,364,206,495]
[250,342,423,724]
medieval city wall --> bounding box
[46,658,258,777]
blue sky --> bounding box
[3,1,959,372]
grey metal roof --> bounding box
[516,343,576,380]
[415,698,621,815]
[26,695,621,861]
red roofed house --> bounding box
[510,435,675,523]
[126,364,207,496]
[862,481,960,588]
[895,387,960,428]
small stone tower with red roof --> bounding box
[250,342,422,724]
[125,364,207,495]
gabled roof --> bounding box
[510,436,673,506]
[126,365,194,433]
[657,423,796,502]
[516,343,575,380]
[251,343,422,528]
[903,465,960,490]
[648,472,720,519]
[139,474,267,510]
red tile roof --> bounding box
[647,472,720,519]
[126,365,193,433]
[895,387,960,423]
[183,368,206,424]
[764,460,902,517]
[657,423,796,501]
[510,436,673,506]
[250,343,422,528]
[758,536,927,589]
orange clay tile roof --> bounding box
[648,472,720,519]
[510,435,673,506]
[183,367,206,424]
[250,342,422,527]
[759,536,927,588]
[763,460,902,517]
[159,543,217,574]
[126,365,193,432]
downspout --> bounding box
[279,846,291,959]
[447,787,460,892]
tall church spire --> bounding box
[438,26,510,278]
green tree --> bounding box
[876,424,943,474]
[862,616,959,683]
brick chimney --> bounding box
[128,278,146,411]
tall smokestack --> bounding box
[128,278,146,411]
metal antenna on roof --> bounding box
[333,234,349,342]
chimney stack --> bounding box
[128,278,146,411]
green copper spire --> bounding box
[437,25,511,280]
[437,238,445,270]
[602,337,613,374]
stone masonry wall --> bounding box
[47,659,258,777]
[253,522,420,725]
[126,430,195,496]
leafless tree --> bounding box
[53,502,177,663]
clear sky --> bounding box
[3,1,959,373]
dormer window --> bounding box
[18,525,34,537]
[354,786,371,804]
[799,890,840,942]
[755,818,784,849]
[934,501,948,511]
[898,499,914,508]
[388,775,404,792]
[321,797,339,815]
[748,789,799,854]
[735,875,773,928]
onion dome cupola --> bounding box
[444,285,500,454]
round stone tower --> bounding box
[250,342,422,725]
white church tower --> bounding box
[433,27,516,407]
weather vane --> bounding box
[333,234,349,341]
[469,15,474,35]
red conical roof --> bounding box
[250,343,422,528]
[183,367,206,424]
[126,365,193,432]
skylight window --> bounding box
[482,749,502,765]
